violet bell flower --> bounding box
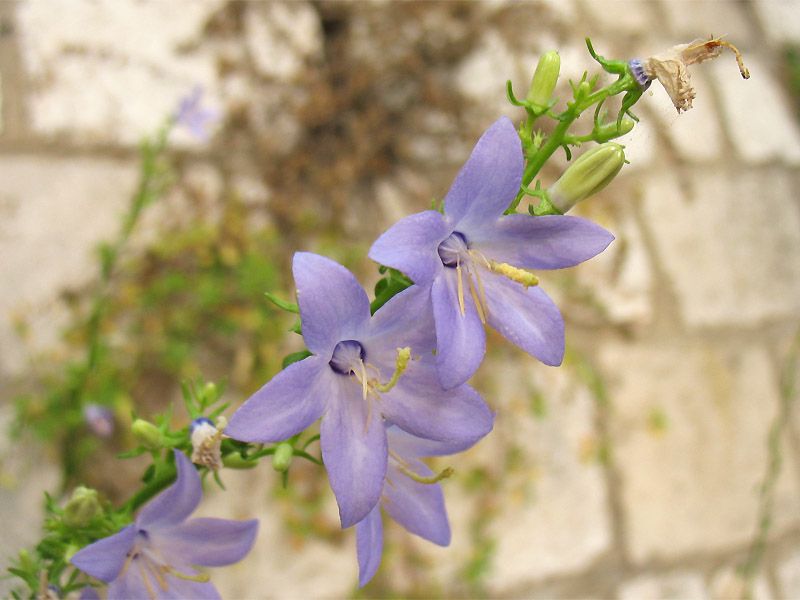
[356,423,486,587]
[368,117,614,390]
[70,450,258,599]
[225,252,494,528]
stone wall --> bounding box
[1,1,800,598]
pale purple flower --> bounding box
[225,252,494,528]
[368,117,614,389]
[83,404,114,438]
[174,86,220,141]
[70,450,258,599]
[356,424,478,587]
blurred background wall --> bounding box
[1,0,800,598]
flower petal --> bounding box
[381,360,494,446]
[385,422,486,458]
[367,283,436,354]
[321,377,388,528]
[226,355,330,443]
[138,451,201,530]
[355,505,384,588]
[78,586,101,600]
[443,118,522,230]
[473,213,614,270]
[293,252,371,356]
[431,269,486,390]
[368,211,449,285]
[383,460,450,546]
[70,524,136,582]
[153,518,258,567]
[483,272,565,366]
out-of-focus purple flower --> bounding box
[70,450,258,599]
[83,404,114,438]
[174,86,220,141]
[226,252,494,528]
[355,424,482,587]
[368,117,614,390]
[78,585,101,600]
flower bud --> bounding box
[222,453,258,469]
[594,118,635,143]
[526,51,560,112]
[131,419,163,450]
[64,486,101,527]
[547,142,626,213]
[272,442,293,472]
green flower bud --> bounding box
[594,118,635,143]
[201,382,218,403]
[272,442,293,473]
[547,142,626,213]
[131,418,163,450]
[222,453,258,469]
[526,51,560,112]
[64,486,101,527]
[17,549,35,573]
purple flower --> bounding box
[368,117,614,389]
[70,450,258,599]
[174,86,220,141]
[225,252,493,528]
[356,424,478,587]
[83,404,114,438]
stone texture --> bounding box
[642,166,800,327]
[0,155,138,375]
[577,0,656,34]
[482,359,612,589]
[601,341,800,563]
[777,546,800,599]
[618,571,708,600]
[709,56,800,166]
[753,0,800,46]
[709,566,772,600]
[662,2,755,48]
[16,0,224,146]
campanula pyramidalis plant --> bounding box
[226,252,494,528]
[369,117,614,390]
[355,423,488,587]
[70,451,258,599]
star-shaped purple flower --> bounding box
[225,252,494,528]
[368,117,614,389]
[355,423,479,587]
[70,450,258,599]
[174,86,220,141]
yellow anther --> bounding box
[396,464,454,485]
[376,347,411,393]
[489,260,539,289]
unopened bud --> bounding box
[594,118,635,143]
[272,442,293,472]
[222,453,258,469]
[64,486,101,527]
[547,142,626,213]
[17,549,36,573]
[526,51,560,112]
[201,382,218,403]
[131,419,163,450]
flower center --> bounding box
[329,340,366,375]
[437,231,469,268]
[118,530,210,599]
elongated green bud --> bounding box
[131,418,163,450]
[594,118,635,143]
[272,442,293,472]
[526,51,560,112]
[64,486,101,527]
[547,142,626,213]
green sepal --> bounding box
[264,292,299,314]
[282,350,312,369]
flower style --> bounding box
[355,423,482,587]
[368,117,614,389]
[225,252,494,528]
[70,450,258,599]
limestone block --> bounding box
[0,155,138,375]
[777,546,800,599]
[16,0,224,146]
[647,71,724,162]
[600,341,800,563]
[662,1,755,47]
[709,56,800,166]
[579,0,657,34]
[618,571,708,600]
[709,565,772,600]
[642,166,800,327]
[753,0,800,46]
[482,359,612,589]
